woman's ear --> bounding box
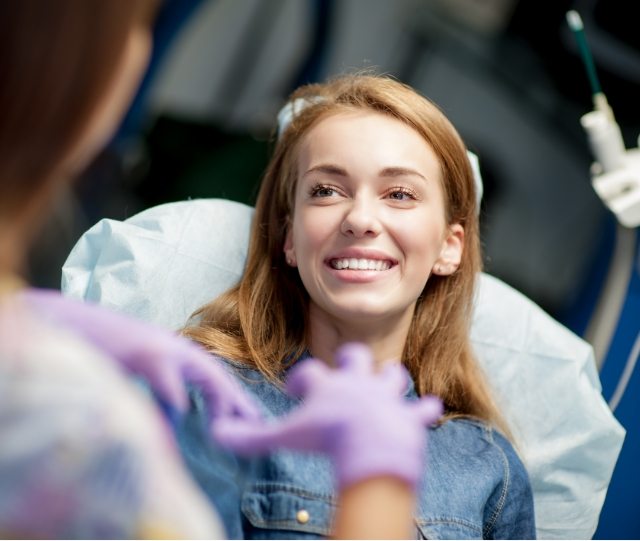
[283,227,297,267]
[433,224,464,276]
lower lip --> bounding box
[325,263,394,283]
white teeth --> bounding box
[331,258,391,271]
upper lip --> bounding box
[325,248,398,265]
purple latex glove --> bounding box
[20,288,261,424]
[214,342,443,490]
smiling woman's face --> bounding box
[284,111,464,331]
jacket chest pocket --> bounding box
[241,483,336,539]
[416,518,483,539]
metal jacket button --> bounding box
[296,509,310,524]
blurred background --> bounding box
[27,0,638,537]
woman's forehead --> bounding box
[296,110,440,180]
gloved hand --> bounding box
[214,342,443,490]
[20,288,261,424]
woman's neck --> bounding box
[307,305,414,367]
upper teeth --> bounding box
[331,258,391,271]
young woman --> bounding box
[182,74,537,539]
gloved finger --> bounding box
[410,395,444,426]
[285,358,330,398]
[334,342,373,373]
[379,362,410,395]
[138,357,190,412]
[213,413,319,455]
[183,356,262,421]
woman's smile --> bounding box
[329,258,392,271]
[325,248,398,282]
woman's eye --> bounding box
[310,184,338,197]
[388,188,417,201]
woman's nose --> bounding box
[340,199,382,238]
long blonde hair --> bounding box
[183,74,507,433]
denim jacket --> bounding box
[176,355,536,539]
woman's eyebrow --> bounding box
[379,166,427,181]
[303,164,428,180]
[303,164,348,177]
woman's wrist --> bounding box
[333,476,415,540]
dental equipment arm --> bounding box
[567,11,640,370]
[567,10,640,229]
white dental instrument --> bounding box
[567,10,640,228]
[567,10,639,384]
